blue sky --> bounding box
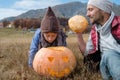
[0,0,119,20]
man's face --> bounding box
[43,32,57,43]
[86,5,103,25]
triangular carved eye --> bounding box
[48,57,54,62]
[62,56,68,62]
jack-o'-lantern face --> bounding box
[33,46,76,78]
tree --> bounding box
[13,19,20,28]
[2,20,10,27]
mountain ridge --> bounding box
[1,1,120,22]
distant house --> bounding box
[67,30,75,35]
[6,22,14,28]
[7,23,13,28]
[0,23,3,28]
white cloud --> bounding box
[0,0,62,20]
[0,8,25,20]
[13,0,62,10]
[0,0,90,20]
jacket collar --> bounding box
[111,16,120,28]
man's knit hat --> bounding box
[88,0,113,14]
[41,7,59,33]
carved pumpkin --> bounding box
[33,46,76,78]
[68,15,88,33]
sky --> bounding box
[0,0,119,20]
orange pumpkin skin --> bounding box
[33,46,76,78]
[68,15,88,33]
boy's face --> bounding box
[43,32,57,43]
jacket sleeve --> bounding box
[85,33,94,55]
[28,29,41,68]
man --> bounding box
[76,0,120,80]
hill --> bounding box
[1,1,120,22]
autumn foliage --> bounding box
[13,18,41,29]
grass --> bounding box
[0,28,102,80]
